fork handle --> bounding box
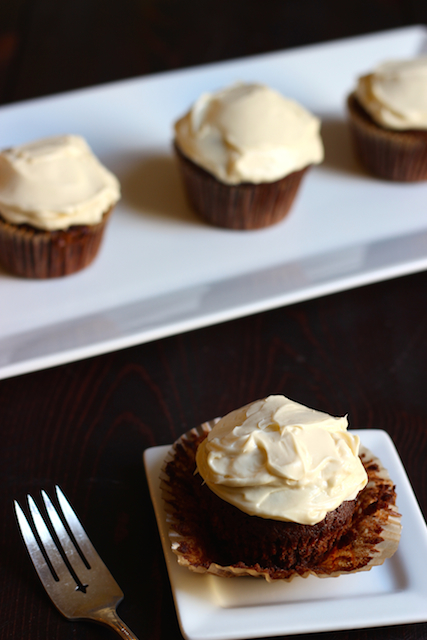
[92,607,140,639]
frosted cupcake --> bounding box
[161,396,401,581]
[174,83,324,229]
[0,135,120,278]
[347,58,427,181]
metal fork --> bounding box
[14,486,139,639]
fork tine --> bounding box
[14,500,45,567]
[41,490,89,576]
[28,495,67,574]
[55,486,100,564]
[15,499,60,590]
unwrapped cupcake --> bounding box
[161,395,401,581]
[174,83,324,229]
[347,58,427,181]
[0,135,120,278]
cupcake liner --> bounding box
[161,420,401,582]
[0,208,113,278]
[174,143,308,230]
[347,93,427,182]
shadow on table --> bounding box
[320,117,368,177]
[118,152,203,226]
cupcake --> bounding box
[161,395,401,581]
[174,83,324,229]
[347,58,427,181]
[0,135,121,278]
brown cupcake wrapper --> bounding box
[0,207,113,278]
[161,421,402,582]
[174,143,309,230]
[347,92,427,182]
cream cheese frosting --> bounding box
[356,58,427,130]
[0,135,121,230]
[174,83,324,185]
[196,395,367,525]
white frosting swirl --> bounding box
[196,395,367,525]
[356,58,427,130]
[0,135,120,230]
[174,83,324,185]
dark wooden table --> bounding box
[1,2,427,639]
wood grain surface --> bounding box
[1,2,427,639]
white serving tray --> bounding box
[144,429,427,640]
[2,25,427,379]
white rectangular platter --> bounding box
[144,429,427,640]
[2,25,427,379]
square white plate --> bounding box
[2,26,427,379]
[144,429,427,640]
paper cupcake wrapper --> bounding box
[161,420,402,582]
[0,207,113,278]
[347,92,427,182]
[174,143,308,230]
